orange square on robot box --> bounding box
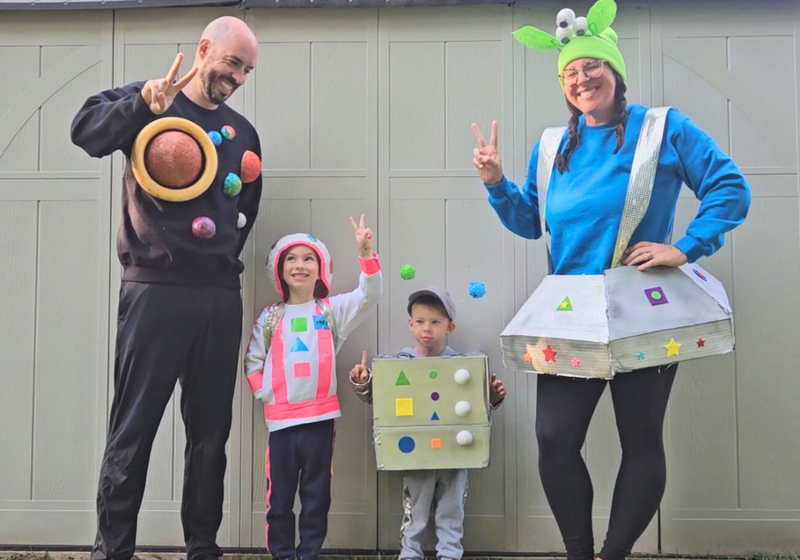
[431,438,442,450]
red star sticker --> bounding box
[524,352,534,363]
[542,344,557,362]
[696,338,706,348]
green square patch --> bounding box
[291,317,308,333]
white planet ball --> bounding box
[456,430,474,446]
[237,212,247,229]
[454,400,471,417]
[454,368,471,385]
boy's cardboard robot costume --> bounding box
[371,355,491,471]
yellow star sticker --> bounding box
[664,338,682,357]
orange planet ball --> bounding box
[240,150,262,183]
[144,130,203,189]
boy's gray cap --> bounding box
[407,285,456,320]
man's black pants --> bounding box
[91,281,242,560]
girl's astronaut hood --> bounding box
[267,233,333,301]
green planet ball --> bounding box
[223,173,242,197]
[400,264,416,280]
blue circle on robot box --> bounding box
[398,436,415,453]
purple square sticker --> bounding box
[644,286,669,306]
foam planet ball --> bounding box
[192,217,216,240]
[456,430,474,446]
[468,281,486,298]
[240,150,261,183]
[237,212,247,229]
[223,173,242,197]
[221,125,236,140]
[400,264,416,280]
[208,130,222,146]
[144,130,203,189]
[454,368,471,385]
[454,400,472,417]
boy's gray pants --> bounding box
[399,468,469,560]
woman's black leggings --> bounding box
[536,365,677,560]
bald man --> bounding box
[71,17,261,560]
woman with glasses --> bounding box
[471,2,751,560]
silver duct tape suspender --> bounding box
[536,126,568,272]
[535,107,671,271]
[611,106,671,267]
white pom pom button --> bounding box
[455,400,471,417]
[456,430,474,446]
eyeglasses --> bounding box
[559,59,607,86]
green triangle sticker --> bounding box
[395,370,410,386]
[557,297,573,311]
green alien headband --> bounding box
[513,0,627,85]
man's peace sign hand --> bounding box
[141,53,198,115]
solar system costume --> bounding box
[244,233,382,559]
[71,84,262,560]
[484,1,751,559]
[353,348,500,560]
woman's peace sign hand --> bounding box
[141,53,198,115]
[472,121,504,186]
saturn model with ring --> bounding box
[131,116,219,202]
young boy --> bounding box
[349,286,506,560]
[245,215,382,560]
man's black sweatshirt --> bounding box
[71,82,263,288]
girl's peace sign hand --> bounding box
[349,214,374,258]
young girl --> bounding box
[244,215,382,560]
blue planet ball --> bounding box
[469,281,486,298]
[208,131,222,146]
[223,173,242,197]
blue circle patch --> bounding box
[398,436,415,453]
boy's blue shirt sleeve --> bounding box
[484,141,544,240]
[666,112,751,263]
